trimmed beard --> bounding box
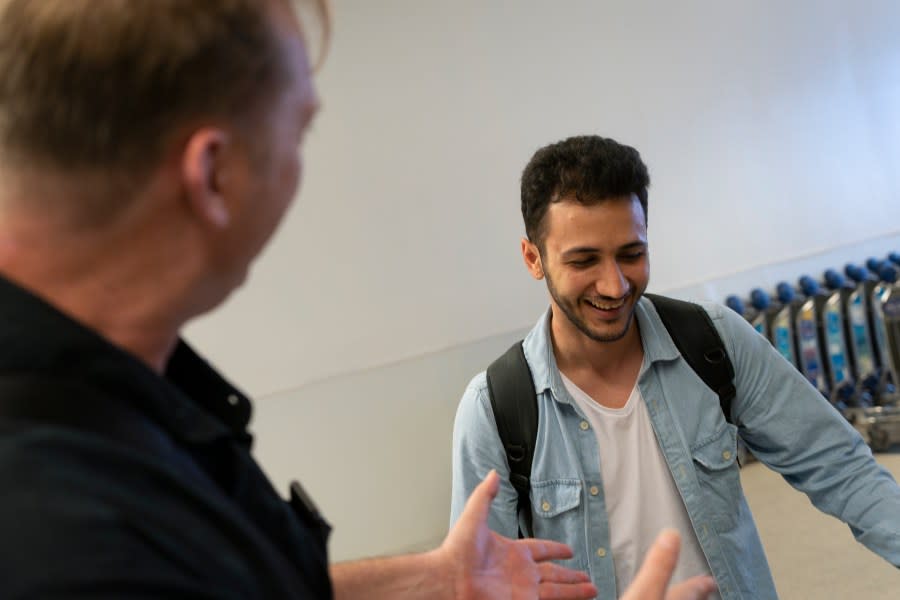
[544,268,636,343]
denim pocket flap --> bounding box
[531,479,582,518]
[691,424,738,471]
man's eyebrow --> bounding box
[560,241,647,257]
[560,246,599,257]
[619,241,648,251]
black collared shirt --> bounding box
[0,276,332,598]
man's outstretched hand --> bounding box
[439,470,597,599]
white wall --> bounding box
[183,1,900,560]
[250,328,524,560]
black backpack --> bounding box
[485,293,736,537]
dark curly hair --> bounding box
[521,135,650,249]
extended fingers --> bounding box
[537,561,592,584]
[538,580,598,600]
[665,575,717,600]
[534,552,596,599]
[520,538,575,562]
[517,539,596,599]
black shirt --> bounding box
[0,276,332,598]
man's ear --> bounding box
[181,128,232,228]
[521,237,544,280]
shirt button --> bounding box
[596,547,607,558]
[579,420,590,431]
[227,394,240,406]
[722,450,732,461]
[541,501,551,512]
[589,486,599,496]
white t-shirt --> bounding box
[561,373,712,597]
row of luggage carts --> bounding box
[726,253,900,452]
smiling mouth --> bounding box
[585,297,628,311]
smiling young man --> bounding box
[450,135,900,599]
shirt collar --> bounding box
[0,275,253,447]
[522,296,682,404]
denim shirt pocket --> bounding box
[690,423,741,533]
[530,479,586,569]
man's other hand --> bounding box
[621,530,717,600]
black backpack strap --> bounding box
[645,294,737,423]
[486,342,538,538]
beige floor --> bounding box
[741,449,900,599]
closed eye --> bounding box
[619,251,646,262]
[568,258,597,268]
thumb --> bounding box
[457,470,500,531]
[621,529,681,600]
[666,575,718,600]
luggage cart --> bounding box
[851,404,900,452]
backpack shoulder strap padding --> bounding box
[486,342,537,538]
[644,293,737,423]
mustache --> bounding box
[583,290,632,303]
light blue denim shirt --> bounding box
[450,297,900,599]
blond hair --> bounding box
[0,0,329,173]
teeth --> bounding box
[587,298,625,310]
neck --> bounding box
[0,181,207,373]
[549,306,644,380]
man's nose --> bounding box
[593,260,629,298]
